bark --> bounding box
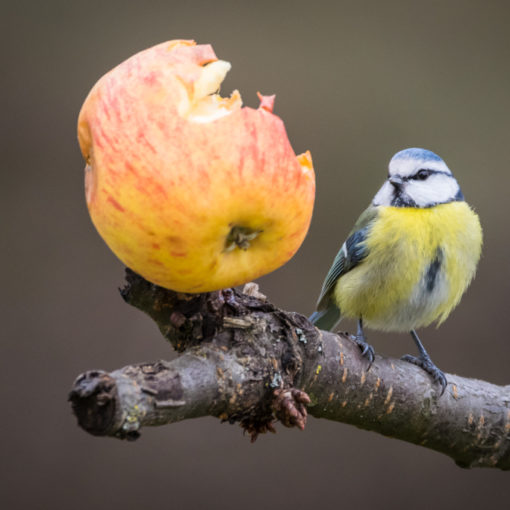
[69,269,510,470]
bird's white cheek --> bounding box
[406,177,460,207]
[372,182,394,206]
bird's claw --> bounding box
[351,335,375,368]
[401,354,447,396]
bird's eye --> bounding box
[415,169,431,180]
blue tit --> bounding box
[309,148,482,394]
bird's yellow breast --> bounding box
[334,202,482,331]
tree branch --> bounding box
[69,269,510,470]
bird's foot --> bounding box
[401,354,447,396]
[350,334,375,367]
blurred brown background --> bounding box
[2,1,509,508]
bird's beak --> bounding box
[389,175,404,188]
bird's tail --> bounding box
[309,306,341,331]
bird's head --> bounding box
[372,148,464,208]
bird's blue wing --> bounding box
[316,226,371,309]
[311,206,378,330]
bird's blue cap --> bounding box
[391,148,443,163]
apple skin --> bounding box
[78,40,315,293]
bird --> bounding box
[309,148,482,394]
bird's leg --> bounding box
[401,330,447,395]
[351,317,375,367]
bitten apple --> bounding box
[78,40,315,292]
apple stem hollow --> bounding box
[225,225,262,252]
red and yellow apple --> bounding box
[78,40,315,292]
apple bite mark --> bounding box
[297,151,314,179]
[256,92,275,113]
[179,60,242,123]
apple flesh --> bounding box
[78,40,315,293]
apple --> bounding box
[78,40,315,293]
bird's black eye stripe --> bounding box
[413,169,434,180]
[387,169,450,182]
[411,169,452,180]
